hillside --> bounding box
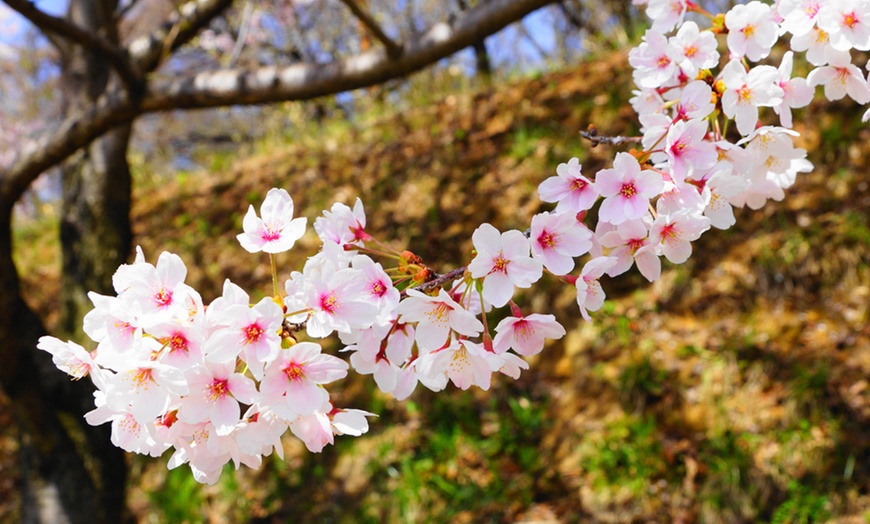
[8,53,870,523]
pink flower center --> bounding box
[537,231,558,249]
[370,281,387,298]
[670,139,688,157]
[513,320,531,341]
[261,224,281,242]
[627,238,646,254]
[843,11,859,29]
[131,368,153,386]
[207,379,229,402]
[320,291,340,313]
[284,361,305,381]
[656,55,671,69]
[683,44,697,58]
[658,223,679,243]
[244,323,264,344]
[168,333,188,353]
[737,86,753,103]
[153,287,173,308]
[805,3,819,18]
[619,182,638,199]
[570,178,588,193]
[492,254,509,273]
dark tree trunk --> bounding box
[0,0,131,522]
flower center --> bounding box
[168,333,188,353]
[244,323,264,344]
[619,182,638,199]
[207,379,229,402]
[741,24,756,38]
[656,55,671,69]
[371,281,387,298]
[537,231,558,249]
[284,361,305,381]
[261,224,281,242]
[154,287,173,308]
[843,11,859,29]
[683,44,697,58]
[492,254,510,273]
[570,178,588,193]
[737,86,753,103]
[320,291,340,313]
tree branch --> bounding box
[126,0,235,73]
[2,0,141,89]
[2,0,555,205]
[580,125,642,148]
[338,0,403,59]
[141,0,555,111]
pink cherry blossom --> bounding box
[492,313,566,356]
[596,152,664,225]
[529,211,593,275]
[598,219,662,282]
[177,362,259,435]
[725,1,778,61]
[774,51,814,127]
[576,256,618,321]
[204,297,284,379]
[665,118,717,180]
[720,61,784,136]
[468,223,543,307]
[629,29,678,89]
[396,289,483,351]
[669,21,719,76]
[649,210,711,263]
[237,188,307,254]
[260,342,348,419]
[537,157,599,213]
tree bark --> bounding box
[6,0,132,522]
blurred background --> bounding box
[2,0,869,522]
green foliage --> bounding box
[149,466,206,524]
[580,415,667,495]
[771,481,830,524]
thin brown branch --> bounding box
[580,125,642,148]
[2,0,141,89]
[410,266,468,295]
[338,0,403,59]
[126,0,235,73]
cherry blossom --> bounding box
[596,152,664,225]
[237,188,307,254]
[537,157,599,213]
[468,223,543,307]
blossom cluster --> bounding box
[38,0,861,482]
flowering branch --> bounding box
[579,125,643,148]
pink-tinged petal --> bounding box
[663,239,692,264]
[525,314,566,338]
[483,271,514,308]
[500,230,532,259]
[288,341,323,362]
[538,176,571,202]
[156,251,188,286]
[228,374,259,404]
[598,194,625,225]
[373,361,398,392]
[594,169,623,197]
[635,249,662,282]
[623,193,651,221]
[303,354,349,383]
[471,223,502,257]
[238,206,263,252]
[507,256,543,287]
[470,357,492,391]
[447,309,484,337]
[540,248,575,276]
[131,386,167,423]
[260,188,293,222]
[211,395,240,436]
[203,329,244,363]
[584,281,607,312]
[416,321,451,350]
[636,169,665,198]
[286,379,329,416]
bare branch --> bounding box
[338,0,403,59]
[2,0,141,89]
[580,126,642,148]
[115,0,143,22]
[1,94,137,205]
[142,0,555,111]
[126,0,235,73]
[2,0,555,205]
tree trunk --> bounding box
[0,0,132,522]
